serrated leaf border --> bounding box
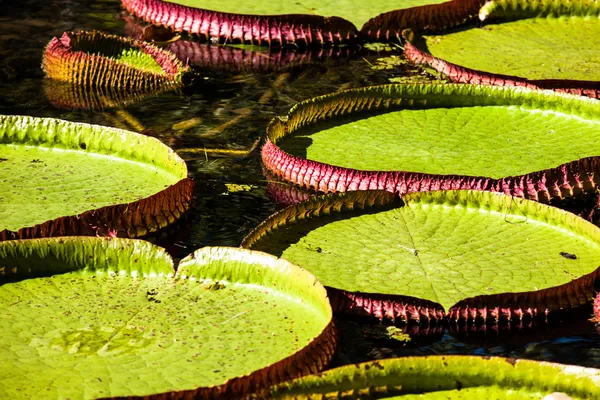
[120,0,357,47]
[360,0,485,40]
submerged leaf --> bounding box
[43,78,173,110]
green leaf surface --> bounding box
[0,239,332,398]
[276,84,600,179]
[0,115,187,232]
[268,356,600,399]
[115,47,164,73]
[245,190,600,311]
[169,0,448,29]
[424,16,600,81]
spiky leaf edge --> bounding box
[360,0,600,41]
[241,190,600,323]
[262,83,600,204]
[120,0,357,47]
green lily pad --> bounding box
[0,115,193,240]
[402,2,600,98]
[242,190,600,321]
[266,356,600,399]
[280,101,600,178]
[401,0,600,87]
[423,16,600,81]
[263,84,600,201]
[0,238,334,398]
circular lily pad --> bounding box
[0,115,194,240]
[242,190,600,322]
[0,238,334,398]
[43,30,190,91]
[265,356,600,398]
[404,2,600,98]
[263,84,600,202]
[121,0,449,45]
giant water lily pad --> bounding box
[265,356,600,398]
[43,78,174,110]
[121,0,449,45]
[242,190,600,322]
[43,30,190,92]
[263,84,600,202]
[0,115,193,240]
[0,238,334,398]
[404,2,600,97]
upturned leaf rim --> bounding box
[263,83,600,203]
[0,237,335,398]
[265,355,600,399]
[0,115,194,240]
[242,189,600,322]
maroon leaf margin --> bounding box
[242,190,600,323]
[403,29,600,100]
[120,0,357,47]
[262,84,600,204]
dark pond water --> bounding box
[3,0,600,373]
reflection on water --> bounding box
[334,312,600,368]
[44,78,175,110]
[2,0,600,370]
